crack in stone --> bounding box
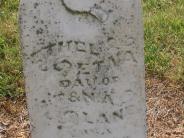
[61,0,104,23]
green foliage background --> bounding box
[0,0,184,97]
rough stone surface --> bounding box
[19,0,147,138]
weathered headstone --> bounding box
[19,0,147,138]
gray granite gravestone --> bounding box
[19,0,147,138]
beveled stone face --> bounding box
[19,0,147,138]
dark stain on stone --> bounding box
[41,100,46,103]
[48,92,51,96]
[57,125,62,130]
[36,28,44,35]
[107,37,114,42]
[58,41,63,46]
[41,20,44,24]
[108,9,113,13]
[34,2,39,9]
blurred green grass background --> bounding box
[0,0,183,97]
